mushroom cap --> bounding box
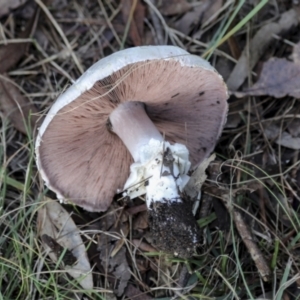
[36,46,228,212]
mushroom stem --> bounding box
[109,101,191,204]
[109,101,163,163]
[110,101,201,258]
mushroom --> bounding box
[36,46,228,258]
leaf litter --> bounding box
[235,57,300,98]
[2,0,300,299]
[0,0,28,18]
[0,75,39,133]
[0,5,40,133]
[227,8,300,91]
[37,198,93,290]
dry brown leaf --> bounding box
[37,198,93,290]
[175,0,222,35]
[201,0,223,26]
[121,0,145,46]
[126,204,147,215]
[111,223,129,257]
[0,75,39,133]
[287,118,300,137]
[234,58,300,98]
[133,211,148,230]
[276,132,300,149]
[225,112,241,128]
[264,123,300,150]
[98,233,131,296]
[0,0,27,17]
[132,239,158,252]
[0,7,38,73]
[159,0,191,16]
[184,154,216,201]
[227,9,299,91]
[125,284,151,300]
[41,234,77,266]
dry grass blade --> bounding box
[35,0,84,74]
[0,75,39,133]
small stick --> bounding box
[220,193,271,282]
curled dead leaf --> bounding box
[159,0,191,16]
[37,198,93,290]
[264,122,300,150]
[227,9,299,91]
[132,239,158,252]
[175,0,222,35]
[184,154,216,200]
[0,6,38,73]
[0,75,39,133]
[125,284,151,300]
[98,234,131,296]
[0,0,28,18]
[234,58,300,98]
[133,211,148,230]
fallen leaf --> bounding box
[110,223,129,257]
[37,198,93,290]
[225,112,242,128]
[202,0,223,25]
[227,35,241,60]
[0,7,38,73]
[227,9,299,91]
[276,131,300,149]
[0,75,40,133]
[159,0,191,16]
[264,123,300,150]
[287,118,300,137]
[0,0,27,17]
[126,204,147,215]
[125,284,151,300]
[41,234,77,266]
[133,211,148,230]
[175,0,222,36]
[132,239,158,252]
[98,233,131,296]
[234,58,300,98]
[184,154,216,201]
[121,0,145,46]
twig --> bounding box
[220,192,271,282]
